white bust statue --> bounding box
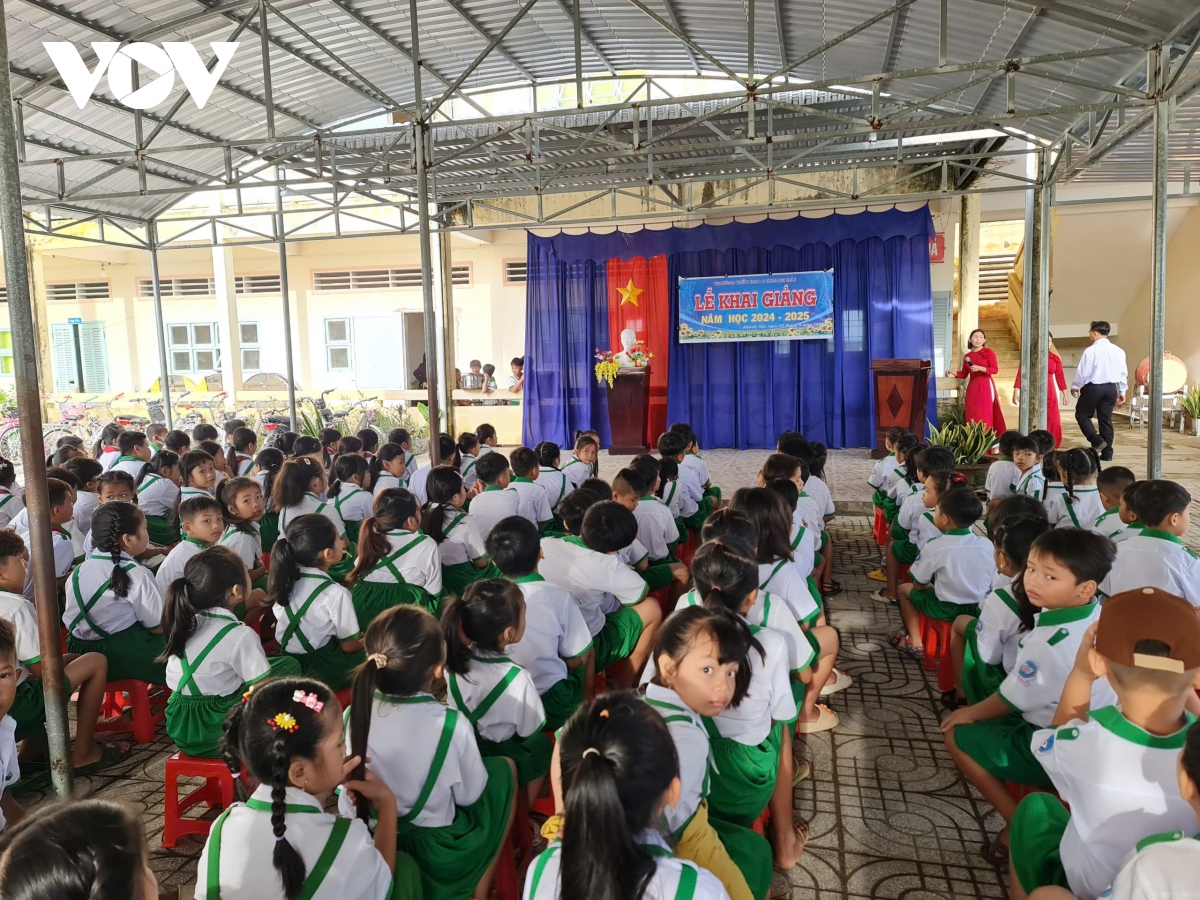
[614,328,640,369]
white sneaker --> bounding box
[870,589,896,604]
[820,668,852,696]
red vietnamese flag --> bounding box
[607,255,669,445]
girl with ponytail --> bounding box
[216,476,268,590]
[527,691,728,900]
[64,501,168,684]
[457,433,481,490]
[534,441,569,519]
[423,466,497,598]
[408,434,459,506]
[1047,447,1104,530]
[341,605,517,900]
[226,427,258,477]
[369,442,408,496]
[273,457,355,583]
[442,579,550,805]
[269,513,363,689]
[386,427,415,471]
[93,422,125,471]
[346,489,442,626]
[329,454,373,543]
[201,676,399,900]
[686,535,808,872]
[161,546,298,757]
[253,447,285,548]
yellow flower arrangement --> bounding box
[594,349,619,388]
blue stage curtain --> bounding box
[524,208,935,449]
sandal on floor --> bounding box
[899,639,924,661]
[792,759,811,786]
[981,831,1010,867]
[821,579,843,595]
[820,667,853,696]
[886,629,907,647]
[872,589,897,604]
[941,690,962,711]
[866,569,887,582]
[796,704,840,734]
[74,742,133,776]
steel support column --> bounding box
[1019,145,1036,433]
[149,223,174,428]
[1027,149,1051,430]
[0,8,71,798]
[274,170,298,431]
[1148,97,1168,478]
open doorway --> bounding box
[403,312,425,388]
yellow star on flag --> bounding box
[617,278,644,306]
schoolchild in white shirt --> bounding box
[1103,480,1200,607]
[224,426,258,477]
[93,423,124,473]
[0,620,26,830]
[1041,451,1067,510]
[340,605,516,900]
[252,447,285,547]
[216,476,268,591]
[21,477,76,601]
[198,677,401,900]
[269,513,363,690]
[776,435,838,591]
[659,431,710,532]
[627,459,682,563]
[179,449,218,502]
[422,466,496,598]
[1009,588,1200,900]
[560,433,598,490]
[611,469,689,599]
[885,436,924,519]
[1012,436,1046,500]
[135,451,182,545]
[328,455,374,544]
[156,495,225,596]
[63,456,102,537]
[348,488,442,627]
[525,691,730,900]
[442,579,550,804]
[384,427,417,475]
[1089,466,1137,543]
[64,501,167,684]
[356,428,379,462]
[868,426,907,507]
[507,447,555,529]
[871,443,938,603]
[0,457,23,529]
[370,443,408,496]
[199,440,231,487]
[457,432,482,491]
[475,423,499,455]
[109,430,153,483]
[533,441,570,519]
[656,456,689,528]
[162,546,294,757]
[986,430,1025,508]
[1045,449,1105,531]
[942,529,1117,857]
[673,421,720,502]
[273,456,355,584]
[408,434,457,506]
[468,452,521,542]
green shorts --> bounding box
[479,730,553,787]
[909,587,979,623]
[541,664,586,733]
[144,514,180,546]
[881,496,900,522]
[891,538,919,566]
[819,530,829,550]
[682,496,715,530]
[961,621,1007,706]
[67,623,166,684]
[1010,792,1071,894]
[641,562,675,592]
[594,606,645,672]
[952,713,1054,788]
[872,488,888,508]
[10,672,70,743]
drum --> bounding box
[1135,352,1187,393]
[460,372,486,390]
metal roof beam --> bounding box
[660,0,700,76]
[549,0,617,76]
[968,0,1166,47]
[437,0,540,83]
[969,7,1042,115]
[772,0,786,68]
[623,0,743,84]
[880,5,909,76]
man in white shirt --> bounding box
[1071,320,1127,461]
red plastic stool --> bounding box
[163,752,236,848]
[494,837,520,900]
[95,680,169,743]
[336,687,352,709]
[919,615,956,692]
[872,508,888,547]
[677,533,697,567]
[897,563,911,584]
[750,806,772,837]
[650,586,673,619]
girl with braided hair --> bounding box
[1046,447,1104,531]
[63,501,167,683]
[199,677,404,899]
[342,605,516,900]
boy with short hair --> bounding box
[1103,480,1200,607]
[614,467,688,599]
[21,479,75,600]
[164,429,192,455]
[942,529,1117,854]
[539,500,662,687]
[146,423,168,454]
[1090,466,1136,541]
[508,447,554,530]
[0,619,23,830]
[624,461,678,563]
[467,451,520,542]
[0,530,113,772]
[191,423,219,444]
[110,431,152,481]
[987,430,1025,507]
[657,431,701,526]
[561,434,598,490]
[670,422,720,504]
[892,488,993,655]
[155,496,225,594]
[1008,587,1200,900]
[1012,436,1046,499]
[62,457,103,537]
[1029,429,1057,457]
[487,516,594,729]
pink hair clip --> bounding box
[292,689,324,713]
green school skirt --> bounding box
[705,485,722,502]
[165,657,301,758]
[952,713,1054,788]
[909,588,979,623]
[344,519,362,544]
[352,579,438,628]
[395,756,514,900]
[390,852,424,900]
[479,730,552,787]
[960,621,1006,706]
[706,722,782,827]
[67,624,166,684]
[10,673,70,743]
[259,511,280,553]
[594,606,644,672]
[881,495,900,522]
[284,639,366,691]
[709,812,774,900]
[441,560,502,601]
[144,514,180,546]
[328,547,357,585]
[540,666,585,733]
[1010,792,1071,895]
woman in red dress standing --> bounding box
[1012,334,1069,447]
[947,328,1007,433]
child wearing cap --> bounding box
[1103,480,1200,607]
[1008,587,1200,900]
[941,529,1117,863]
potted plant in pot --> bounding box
[927,419,998,487]
[1182,386,1200,437]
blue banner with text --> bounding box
[677,271,835,343]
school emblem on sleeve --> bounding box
[1017,660,1038,681]
[1036,733,1055,756]
[974,619,984,635]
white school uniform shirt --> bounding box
[996,603,1116,727]
[1047,486,1106,531]
[758,557,820,625]
[279,492,346,539]
[406,465,431,505]
[524,830,730,900]
[888,475,919,506]
[1072,336,1128,395]
[0,489,23,529]
[676,462,705,511]
[459,454,480,490]
[677,589,817,674]
[372,472,404,498]
[468,485,521,543]
[619,538,649,569]
[1015,463,1046,499]
[0,590,42,684]
[895,486,927,536]
[507,574,593,693]
[338,692,488,828]
[535,468,570,513]
[787,519,818,582]
[1103,530,1200,608]
[73,491,100,535]
[986,458,1021,501]
[331,484,374,523]
[111,457,150,482]
[681,452,711,489]
[1031,707,1197,900]
[909,530,996,608]
[0,717,19,831]
[560,455,591,489]
[136,475,179,518]
[633,495,678,561]
[359,530,442,594]
[908,509,944,551]
[1091,507,1140,544]
[197,784,393,900]
[795,492,824,533]
[868,453,897,491]
[539,537,648,636]
[180,485,215,502]
[1102,833,1200,900]
[1044,482,1067,511]
[661,478,692,519]
[166,607,271,696]
[218,523,262,570]
[974,579,1023,673]
[274,567,362,653]
[433,508,486,567]
[805,476,834,519]
[156,537,207,595]
[22,527,76,599]
[644,683,712,836]
[64,551,164,640]
[446,650,546,743]
[510,478,554,526]
[97,447,120,472]
[232,453,255,477]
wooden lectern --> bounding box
[606,368,651,455]
[870,359,932,458]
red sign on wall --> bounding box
[929,233,946,264]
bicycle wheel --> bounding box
[0,427,19,463]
